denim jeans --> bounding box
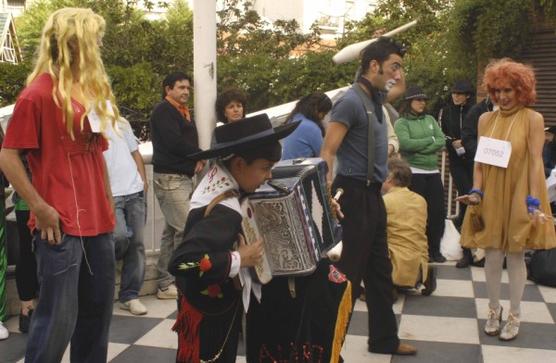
[114,191,146,302]
[153,172,193,289]
[26,233,115,363]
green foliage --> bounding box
[0,62,32,106]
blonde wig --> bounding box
[27,7,119,138]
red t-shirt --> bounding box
[3,73,115,236]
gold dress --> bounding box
[461,107,556,252]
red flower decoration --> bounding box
[206,284,223,298]
[199,254,212,272]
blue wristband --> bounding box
[526,195,540,214]
[469,188,483,198]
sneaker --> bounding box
[484,306,503,336]
[0,322,9,340]
[19,309,33,333]
[120,299,148,315]
[157,283,178,300]
[499,313,520,341]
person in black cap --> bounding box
[167,114,299,362]
[395,85,447,263]
[543,126,556,178]
[440,80,476,234]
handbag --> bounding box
[528,248,556,287]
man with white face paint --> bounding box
[321,37,417,355]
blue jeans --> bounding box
[153,173,193,289]
[26,233,115,363]
[114,191,146,302]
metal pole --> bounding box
[193,0,217,150]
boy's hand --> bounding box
[237,234,263,267]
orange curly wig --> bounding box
[482,58,537,106]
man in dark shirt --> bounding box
[321,37,416,355]
[150,72,204,299]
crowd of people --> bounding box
[0,6,555,363]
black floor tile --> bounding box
[548,303,556,323]
[109,315,164,344]
[0,332,27,363]
[111,345,177,363]
[477,319,556,350]
[473,282,544,302]
[435,265,472,281]
[167,310,177,320]
[391,340,483,363]
[402,295,477,318]
[347,310,368,337]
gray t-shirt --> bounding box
[330,84,388,183]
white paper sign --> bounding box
[474,136,512,168]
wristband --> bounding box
[469,188,483,198]
[526,195,540,214]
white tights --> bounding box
[484,249,526,316]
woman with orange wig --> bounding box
[458,59,556,340]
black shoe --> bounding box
[422,266,437,296]
[456,255,471,268]
[433,253,446,263]
[19,309,33,333]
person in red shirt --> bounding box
[0,8,118,363]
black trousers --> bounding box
[409,173,446,257]
[448,154,474,228]
[333,175,399,354]
[15,210,38,302]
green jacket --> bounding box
[394,113,445,170]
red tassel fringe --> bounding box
[173,295,203,363]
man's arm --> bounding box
[102,158,114,213]
[131,150,148,193]
[321,122,349,185]
[0,148,61,244]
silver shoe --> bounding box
[484,306,503,336]
[499,313,520,341]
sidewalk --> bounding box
[1,262,555,362]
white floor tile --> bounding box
[475,298,554,324]
[353,294,404,314]
[113,295,177,318]
[133,319,178,349]
[538,285,556,303]
[434,279,475,298]
[482,344,556,363]
[340,334,392,363]
[398,314,480,344]
[235,357,247,363]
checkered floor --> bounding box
[1,262,556,362]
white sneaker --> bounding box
[157,283,178,300]
[499,313,520,341]
[120,299,148,315]
[484,305,503,336]
[0,322,9,340]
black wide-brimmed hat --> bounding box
[404,85,428,100]
[188,113,299,160]
[451,80,473,94]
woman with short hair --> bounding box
[458,59,556,340]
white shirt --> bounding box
[103,118,144,197]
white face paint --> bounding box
[384,79,397,91]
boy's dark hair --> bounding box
[360,37,406,74]
[387,158,412,187]
[224,141,282,167]
[162,72,192,99]
[285,92,332,136]
[215,88,247,123]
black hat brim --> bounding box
[188,121,300,160]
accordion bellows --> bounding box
[241,158,342,284]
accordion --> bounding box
[241,158,342,284]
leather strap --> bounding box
[353,83,377,186]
